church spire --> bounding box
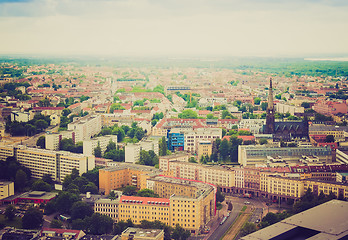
[268,77,274,110]
[265,77,275,134]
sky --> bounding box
[0,0,348,57]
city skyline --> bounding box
[0,0,348,57]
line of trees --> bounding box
[5,113,51,136]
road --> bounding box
[206,202,243,240]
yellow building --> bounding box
[304,179,348,199]
[197,141,212,160]
[160,160,235,188]
[267,175,304,199]
[147,176,216,233]
[0,181,14,200]
[99,163,161,195]
[118,196,170,225]
[95,175,215,235]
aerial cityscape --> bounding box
[0,0,348,240]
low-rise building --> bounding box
[121,227,164,240]
[125,140,159,164]
[83,135,117,156]
[0,181,14,200]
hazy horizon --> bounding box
[1,0,348,58]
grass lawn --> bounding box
[0,214,22,229]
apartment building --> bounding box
[159,153,191,173]
[238,145,333,166]
[0,145,95,182]
[96,175,215,234]
[99,163,161,195]
[275,103,304,116]
[309,125,348,142]
[67,115,102,142]
[197,141,212,159]
[0,181,14,200]
[83,135,117,156]
[94,198,119,221]
[267,175,304,199]
[101,113,135,127]
[312,100,347,116]
[0,145,14,161]
[118,196,171,225]
[160,160,235,188]
[238,119,266,134]
[125,140,159,164]
[168,128,221,154]
[45,131,76,150]
[304,179,348,199]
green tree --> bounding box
[301,102,310,108]
[36,136,46,149]
[325,135,335,143]
[221,110,232,119]
[35,119,49,131]
[55,191,80,213]
[261,102,268,111]
[85,213,114,234]
[22,207,43,229]
[42,174,54,185]
[171,224,191,240]
[159,136,167,156]
[240,222,257,236]
[136,189,159,198]
[219,139,230,161]
[216,187,225,203]
[254,97,261,105]
[178,109,198,119]
[93,142,102,157]
[4,205,16,221]
[259,138,268,145]
[123,185,137,196]
[32,179,51,192]
[15,169,27,191]
[50,219,63,229]
[71,201,93,220]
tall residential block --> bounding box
[67,115,102,142]
[0,145,95,182]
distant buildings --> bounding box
[312,100,347,116]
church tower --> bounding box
[265,78,275,134]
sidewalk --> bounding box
[203,202,229,240]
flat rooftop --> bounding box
[242,200,348,240]
[122,227,164,239]
[103,162,161,173]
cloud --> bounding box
[0,0,347,56]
